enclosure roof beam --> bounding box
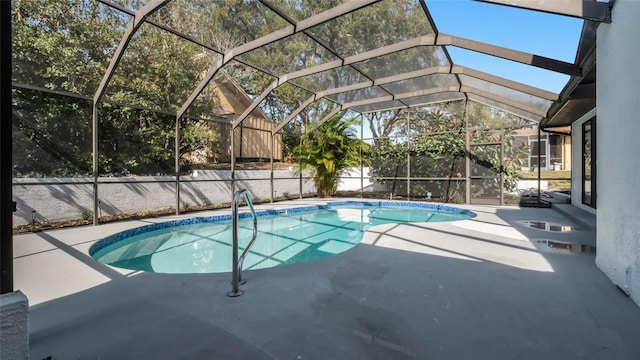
[359,93,468,113]
[269,60,555,134]
[451,65,559,101]
[272,95,318,135]
[318,66,451,99]
[341,85,460,110]
[98,0,299,110]
[225,1,380,63]
[338,83,546,120]
[345,35,437,65]
[343,96,393,109]
[460,85,548,117]
[233,80,280,129]
[347,87,544,121]
[176,0,379,121]
[272,69,454,135]
[437,33,581,76]
[231,34,563,129]
[467,94,543,122]
[417,0,468,107]
[181,2,571,130]
[97,0,225,56]
[394,86,461,101]
[192,34,437,128]
[475,0,612,23]
[93,0,170,104]
[198,23,569,126]
[272,66,455,135]
[276,34,437,84]
[305,106,346,135]
[315,64,556,103]
[177,60,225,122]
[372,66,451,87]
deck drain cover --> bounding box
[537,240,572,252]
[537,240,596,254]
[524,221,573,232]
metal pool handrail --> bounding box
[228,189,258,297]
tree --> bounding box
[12,0,220,176]
[293,116,365,197]
[366,110,404,144]
[12,0,124,176]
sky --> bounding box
[425,0,584,94]
[350,0,584,137]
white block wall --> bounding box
[13,170,315,224]
[336,167,384,191]
[596,0,640,306]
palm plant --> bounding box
[293,116,365,197]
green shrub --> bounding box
[80,210,93,221]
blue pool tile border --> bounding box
[89,200,476,256]
[325,200,476,217]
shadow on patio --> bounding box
[24,204,639,359]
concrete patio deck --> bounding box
[13,200,640,359]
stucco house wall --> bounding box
[595,0,640,305]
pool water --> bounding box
[91,202,474,274]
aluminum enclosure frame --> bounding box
[18,0,599,221]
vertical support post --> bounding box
[537,125,542,206]
[175,117,181,215]
[270,134,274,203]
[92,103,99,225]
[500,128,505,206]
[464,100,471,204]
[231,123,236,198]
[1,0,13,293]
[546,132,551,172]
[227,190,243,297]
[406,109,411,201]
[299,136,303,199]
[239,122,243,158]
[562,135,566,170]
[360,114,364,199]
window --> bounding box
[549,135,563,170]
[530,137,547,169]
[582,118,596,208]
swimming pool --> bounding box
[90,201,475,274]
